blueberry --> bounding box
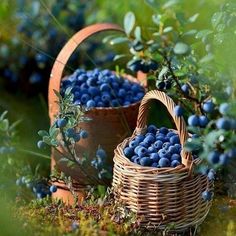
[80,94,90,104]
[207,151,220,164]
[168,145,178,154]
[169,135,180,145]
[156,81,165,90]
[159,157,170,167]
[148,59,158,70]
[16,178,23,186]
[129,140,139,148]
[174,105,184,117]
[66,128,76,138]
[128,60,142,72]
[150,153,160,162]
[123,101,131,106]
[219,153,229,165]
[207,170,215,180]
[140,157,152,166]
[198,165,209,175]
[137,147,148,157]
[174,144,181,151]
[86,100,96,108]
[124,147,134,158]
[165,81,172,90]
[159,127,169,135]
[97,101,105,107]
[202,191,212,201]
[50,185,57,193]
[154,140,163,150]
[144,135,155,145]
[219,103,229,115]
[216,118,231,130]
[151,162,159,167]
[139,142,149,148]
[111,99,120,107]
[118,88,126,97]
[87,77,97,86]
[188,115,199,127]
[134,157,141,164]
[158,149,171,159]
[134,135,145,143]
[131,155,138,162]
[171,154,181,162]
[100,83,111,92]
[37,192,46,199]
[134,145,142,154]
[96,148,107,159]
[181,84,190,94]
[147,125,157,134]
[88,87,99,97]
[94,96,101,103]
[202,101,215,113]
[171,160,181,167]
[167,131,176,138]
[101,93,111,103]
[80,130,88,139]
[199,115,209,127]
[227,148,236,158]
[162,142,171,149]
[37,140,46,149]
[148,146,157,153]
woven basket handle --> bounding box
[48,23,146,121]
[136,90,193,168]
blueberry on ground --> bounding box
[207,151,220,164]
[50,185,57,193]
[159,158,170,167]
[188,115,199,127]
[174,105,184,117]
[124,147,134,158]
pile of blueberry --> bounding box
[16,177,57,199]
[61,68,145,108]
[123,125,183,168]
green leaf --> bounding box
[65,87,73,96]
[163,26,173,33]
[134,26,141,41]
[184,138,202,152]
[110,37,129,45]
[53,89,61,99]
[0,111,8,121]
[102,35,116,44]
[205,130,224,147]
[0,119,9,131]
[188,13,199,23]
[211,12,223,29]
[113,54,127,61]
[195,29,213,39]
[162,0,179,9]
[50,139,59,147]
[43,136,52,145]
[38,130,49,137]
[199,53,214,63]
[144,0,160,9]
[183,29,197,36]
[173,42,189,54]
[152,14,162,25]
[158,66,168,80]
[124,12,135,36]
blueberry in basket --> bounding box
[123,125,183,168]
[61,68,145,108]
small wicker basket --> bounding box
[112,90,213,231]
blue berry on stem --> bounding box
[219,103,229,115]
[216,118,231,130]
[50,185,57,193]
[208,151,220,164]
[202,191,212,201]
[181,84,190,95]
[80,130,88,139]
[199,115,209,127]
[37,140,46,149]
[188,115,199,127]
[57,118,67,128]
[174,105,184,117]
[202,100,215,113]
[219,153,229,165]
[96,148,107,159]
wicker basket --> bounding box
[112,90,213,231]
[48,23,146,200]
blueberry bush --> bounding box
[107,1,236,197]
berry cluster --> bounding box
[61,68,145,108]
[16,177,57,199]
[123,125,183,168]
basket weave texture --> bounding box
[112,90,213,230]
[48,23,146,184]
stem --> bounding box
[18,149,51,160]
